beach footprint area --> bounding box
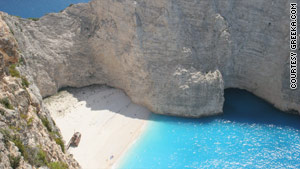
[44,85,150,169]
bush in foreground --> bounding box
[48,162,68,169]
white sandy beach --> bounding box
[44,85,151,169]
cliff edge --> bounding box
[0,15,80,169]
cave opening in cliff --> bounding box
[222,88,300,130]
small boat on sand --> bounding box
[67,132,81,150]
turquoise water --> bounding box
[0,0,90,18]
[120,89,300,169]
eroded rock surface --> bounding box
[1,0,299,117]
[0,16,80,169]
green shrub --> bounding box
[0,129,12,147]
[9,28,14,35]
[28,18,39,21]
[0,109,4,115]
[12,15,21,19]
[48,162,68,169]
[18,57,25,65]
[11,136,28,160]
[20,113,28,120]
[49,131,65,153]
[41,117,65,153]
[41,117,52,132]
[9,125,21,132]
[27,117,34,126]
[42,118,66,152]
[0,130,50,167]
[9,64,20,78]
[21,76,30,88]
[34,148,48,167]
[54,136,65,153]
[9,155,21,169]
[0,97,14,109]
[24,146,49,167]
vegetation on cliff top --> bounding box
[28,17,39,21]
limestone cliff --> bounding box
[0,17,80,169]
[1,0,299,117]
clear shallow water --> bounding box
[120,89,300,169]
[0,0,90,18]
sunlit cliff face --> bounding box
[1,0,299,118]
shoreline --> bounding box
[112,118,150,169]
[44,85,151,169]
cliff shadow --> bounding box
[60,86,300,130]
[60,85,150,120]
[61,85,216,124]
[220,88,300,130]
[136,89,300,131]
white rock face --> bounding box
[1,0,299,117]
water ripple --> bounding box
[120,89,300,169]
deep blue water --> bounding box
[0,0,90,18]
[120,89,300,169]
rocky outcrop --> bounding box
[1,0,299,117]
[0,77,80,169]
[0,17,80,169]
[0,17,19,79]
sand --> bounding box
[43,85,151,169]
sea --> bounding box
[119,89,300,169]
[1,1,299,168]
[0,0,90,18]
